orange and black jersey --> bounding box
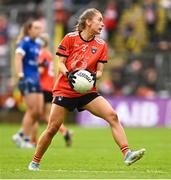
[53,31,108,97]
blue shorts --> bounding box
[52,92,100,112]
[18,78,42,96]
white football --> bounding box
[73,70,94,94]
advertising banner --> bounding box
[76,96,171,127]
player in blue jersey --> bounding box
[12,20,43,148]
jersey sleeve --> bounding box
[56,34,71,57]
[98,43,108,63]
[15,40,27,56]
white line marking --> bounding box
[38,169,167,174]
[14,168,167,174]
[40,169,118,174]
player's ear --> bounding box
[86,19,91,27]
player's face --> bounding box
[89,13,104,35]
[29,21,42,39]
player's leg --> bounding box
[45,102,72,146]
[83,96,145,165]
[28,103,67,170]
[22,93,43,135]
[31,121,39,145]
[84,96,128,148]
[44,102,51,123]
[13,80,43,148]
[44,90,73,147]
[59,123,67,134]
[60,123,73,147]
[17,93,43,148]
[44,102,72,146]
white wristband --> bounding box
[17,72,24,78]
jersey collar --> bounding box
[79,32,95,42]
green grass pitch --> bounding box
[0,123,171,179]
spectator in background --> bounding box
[159,0,171,38]
[122,59,143,96]
[103,0,119,45]
[98,71,114,96]
[136,67,157,97]
[0,14,9,66]
[111,67,124,96]
[0,14,8,48]
[0,14,11,109]
[142,0,157,43]
[54,0,73,35]
[114,2,148,54]
[72,0,92,4]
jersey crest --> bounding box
[91,46,97,54]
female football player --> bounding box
[12,20,43,148]
[28,8,145,170]
[31,33,73,146]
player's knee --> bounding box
[31,107,42,119]
[37,109,43,118]
[46,125,58,137]
[31,112,38,120]
[46,120,61,137]
[107,111,119,126]
[28,108,37,119]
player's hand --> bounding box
[38,59,49,67]
[66,71,77,88]
[17,72,24,80]
[85,69,96,87]
[90,72,96,87]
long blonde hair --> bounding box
[16,20,34,45]
[75,8,101,32]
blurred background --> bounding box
[0,0,171,127]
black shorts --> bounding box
[52,92,100,112]
[43,90,53,103]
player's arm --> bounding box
[58,56,76,88]
[96,62,104,80]
[15,52,24,79]
[58,56,69,76]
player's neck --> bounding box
[29,34,36,41]
[80,30,95,41]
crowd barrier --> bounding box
[76,96,171,127]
